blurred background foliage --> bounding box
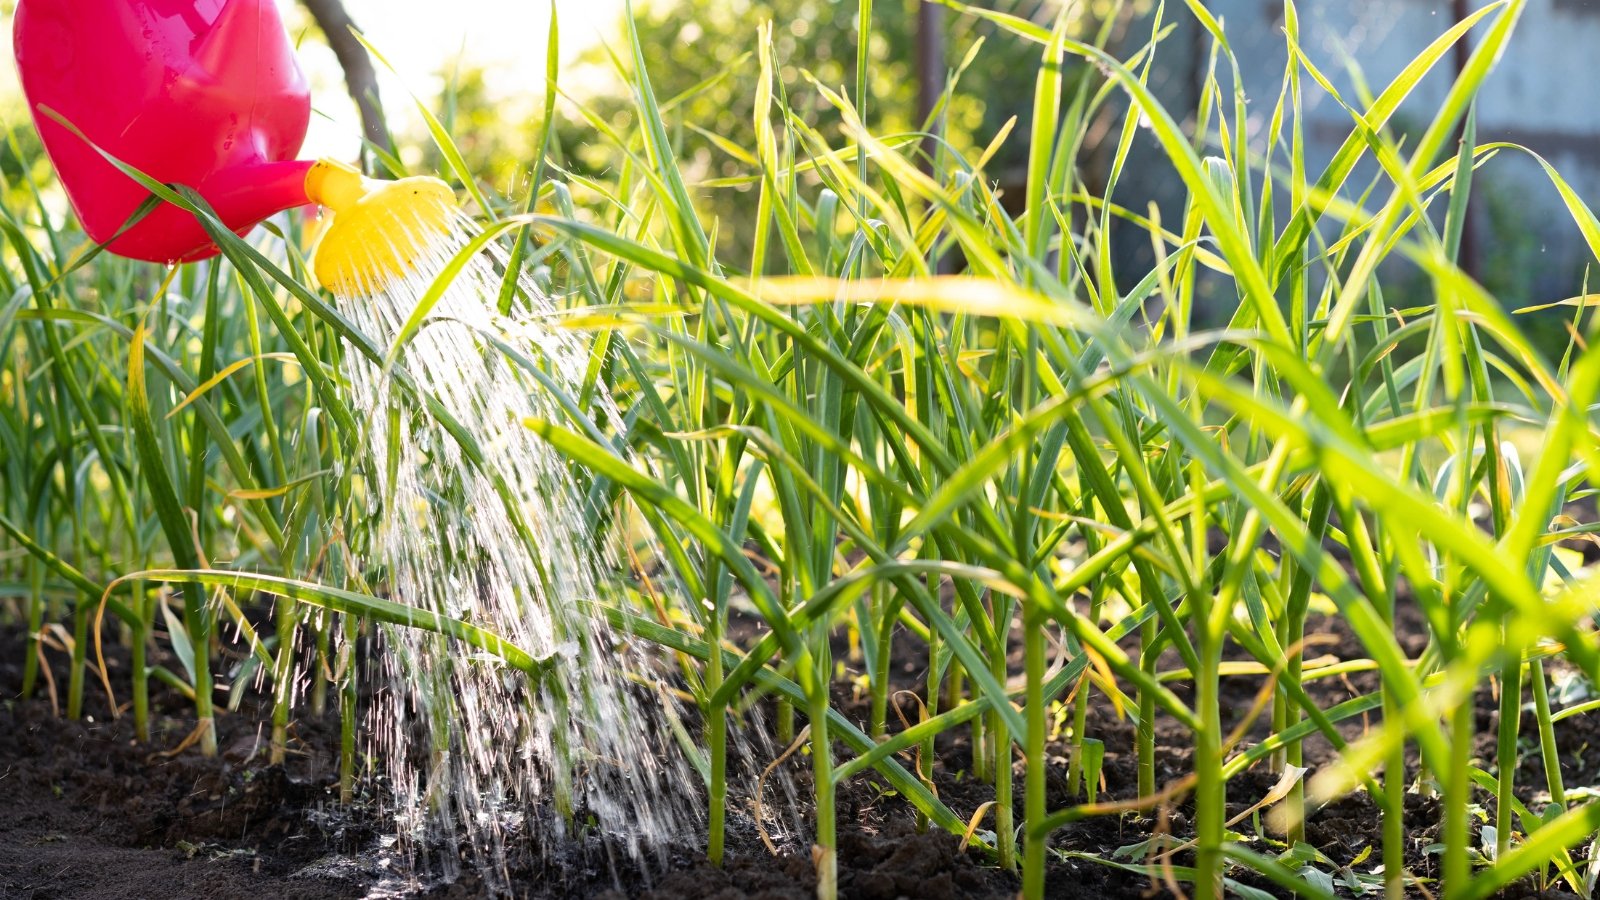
[420,0,1137,265]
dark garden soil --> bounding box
[1,603,1595,900]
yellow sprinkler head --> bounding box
[304,159,457,297]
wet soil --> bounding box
[1,604,1595,899]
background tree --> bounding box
[300,0,394,161]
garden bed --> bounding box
[4,607,1588,899]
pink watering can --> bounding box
[13,0,458,295]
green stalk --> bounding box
[270,595,297,764]
[1495,656,1522,861]
[919,616,938,834]
[128,325,217,756]
[189,607,218,757]
[1530,660,1566,809]
[339,613,358,804]
[1194,626,1225,898]
[1270,647,1287,775]
[970,674,987,780]
[1384,686,1407,900]
[243,262,295,765]
[1282,601,1308,840]
[777,697,796,745]
[130,583,151,741]
[1530,660,1567,890]
[67,595,88,720]
[1523,656,1561,883]
[16,235,135,727]
[21,560,43,699]
[1065,675,1089,797]
[1363,266,1410,900]
[1375,549,1406,900]
[546,680,576,824]
[58,396,85,722]
[706,619,728,866]
[1022,609,1047,899]
[807,645,838,900]
[311,617,330,718]
[1444,669,1475,895]
[178,261,222,749]
[1137,616,1157,798]
[1065,586,1103,798]
[1283,485,1331,844]
[869,589,899,739]
[990,605,1016,873]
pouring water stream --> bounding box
[331,220,704,891]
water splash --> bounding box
[329,217,704,892]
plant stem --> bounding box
[1379,574,1405,900]
[1194,629,1224,899]
[706,616,728,866]
[971,686,988,781]
[991,626,1015,872]
[870,601,896,739]
[1384,691,1407,900]
[1523,656,1561,883]
[1065,678,1089,797]
[1444,675,1474,896]
[1283,609,1308,846]
[131,585,152,742]
[190,613,217,757]
[1066,588,1102,799]
[1494,655,1521,861]
[806,645,837,900]
[339,613,358,804]
[710,701,729,864]
[1285,485,1331,844]
[271,595,297,765]
[777,697,795,745]
[311,616,331,718]
[67,598,88,720]
[919,622,938,834]
[545,679,576,825]
[1023,610,1047,899]
[1530,660,1566,809]
[1137,617,1157,799]
[21,561,43,699]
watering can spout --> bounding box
[204,158,319,240]
[303,159,458,297]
